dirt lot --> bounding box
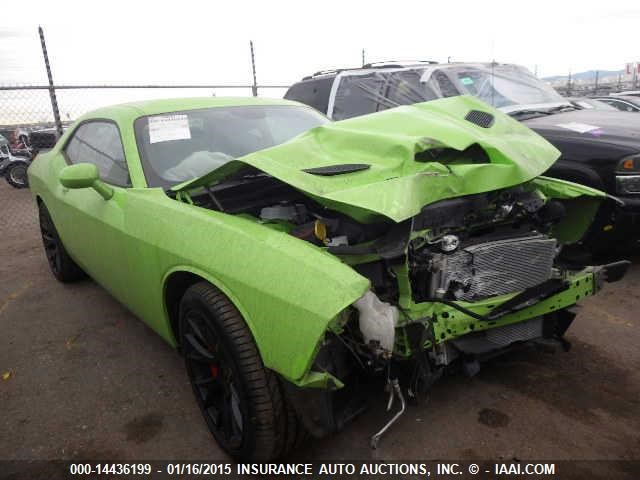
[1,181,639,473]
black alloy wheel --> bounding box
[38,203,85,282]
[179,282,305,461]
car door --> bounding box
[53,120,134,302]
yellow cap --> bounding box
[314,220,327,241]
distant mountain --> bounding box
[543,70,624,82]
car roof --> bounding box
[298,61,501,80]
[79,96,303,122]
[611,90,640,97]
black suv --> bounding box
[285,62,640,252]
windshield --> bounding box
[572,98,617,111]
[451,65,565,109]
[135,105,330,188]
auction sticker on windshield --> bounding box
[555,122,600,134]
[149,114,191,143]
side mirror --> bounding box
[59,163,113,200]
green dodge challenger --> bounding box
[28,95,628,460]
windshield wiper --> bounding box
[546,104,578,113]
[508,109,553,118]
[510,105,577,118]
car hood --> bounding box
[522,108,640,150]
[173,96,562,222]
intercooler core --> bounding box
[440,234,557,301]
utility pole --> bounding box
[567,71,572,96]
[249,41,258,97]
[594,70,599,95]
[38,26,63,136]
[362,48,366,67]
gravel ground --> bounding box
[1,181,639,477]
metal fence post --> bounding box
[38,26,63,136]
[250,41,258,97]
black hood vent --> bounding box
[303,163,370,176]
[465,110,495,128]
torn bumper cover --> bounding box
[284,260,629,439]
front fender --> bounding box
[123,189,370,383]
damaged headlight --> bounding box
[616,175,640,194]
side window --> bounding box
[601,99,628,112]
[332,73,387,120]
[65,122,130,187]
[433,71,460,97]
[384,70,438,106]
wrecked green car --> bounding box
[28,96,628,460]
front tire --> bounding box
[38,203,85,282]
[179,282,303,461]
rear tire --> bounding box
[179,282,304,461]
[5,161,29,188]
[38,203,85,282]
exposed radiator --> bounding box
[443,234,557,301]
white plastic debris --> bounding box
[353,291,399,353]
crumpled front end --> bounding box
[281,177,628,445]
[170,96,628,446]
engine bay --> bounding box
[179,169,573,306]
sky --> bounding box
[1,0,639,86]
[0,0,639,125]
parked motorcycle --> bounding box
[0,142,31,189]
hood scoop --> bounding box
[465,110,495,128]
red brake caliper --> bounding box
[209,365,219,378]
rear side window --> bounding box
[65,121,130,187]
[284,76,333,113]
